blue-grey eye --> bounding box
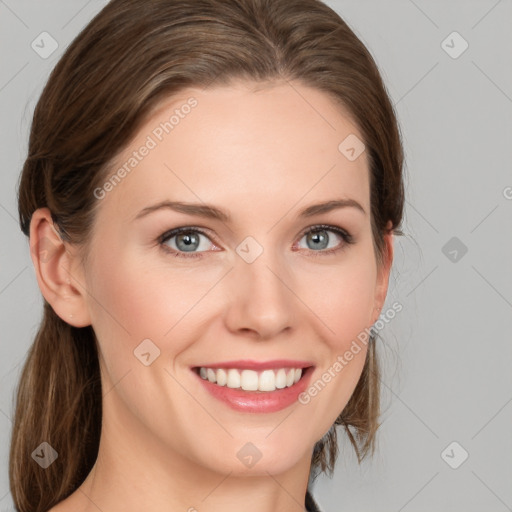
[163,229,212,253]
[299,228,344,251]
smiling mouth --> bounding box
[193,366,311,392]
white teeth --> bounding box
[226,368,241,388]
[275,368,287,389]
[216,368,227,386]
[198,366,305,392]
[240,370,259,391]
[258,370,275,391]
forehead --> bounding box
[99,80,370,223]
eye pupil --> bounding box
[177,232,199,251]
[307,230,328,250]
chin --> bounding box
[198,435,313,477]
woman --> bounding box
[10,0,405,510]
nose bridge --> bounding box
[225,236,295,338]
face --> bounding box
[69,80,392,477]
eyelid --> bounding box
[296,224,353,244]
[158,225,218,246]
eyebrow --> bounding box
[134,198,366,222]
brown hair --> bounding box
[12,0,404,509]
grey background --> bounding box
[1,0,511,510]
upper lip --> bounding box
[193,359,314,371]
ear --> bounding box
[371,220,394,325]
[29,207,92,327]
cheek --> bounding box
[296,250,377,425]
[85,231,378,367]
[84,247,209,360]
[87,241,377,341]
[304,253,378,344]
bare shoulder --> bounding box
[46,491,87,512]
[46,502,68,512]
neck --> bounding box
[64,389,314,512]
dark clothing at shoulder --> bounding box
[305,490,322,512]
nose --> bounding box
[223,250,296,340]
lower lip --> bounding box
[194,367,314,413]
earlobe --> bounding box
[29,207,92,327]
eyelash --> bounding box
[157,224,355,259]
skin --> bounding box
[32,79,393,512]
